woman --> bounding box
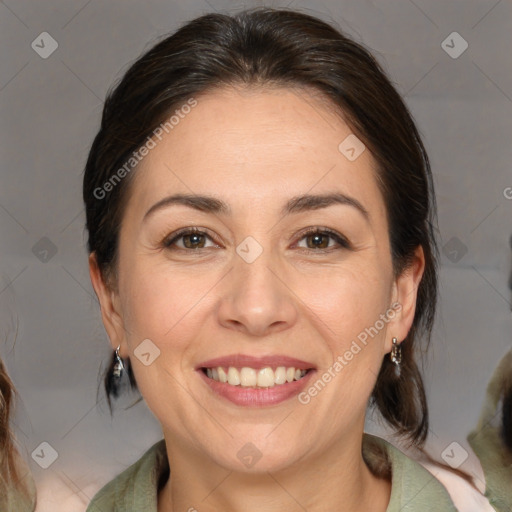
[468,347,512,512]
[0,357,36,511]
[84,7,458,511]
[467,235,512,511]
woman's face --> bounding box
[90,85,423,472]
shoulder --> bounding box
[419,458,496,512]
[86,439,168,512]
[469,423,512,504]
[468,348,512,512]
[363,434,458,511]
[0,485,36,512]
[0,455,37,512]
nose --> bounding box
[216,246,298,337]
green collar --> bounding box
[87,433,456,511]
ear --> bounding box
[386,245,426,352]
[88,253,126,355]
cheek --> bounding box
[118,262,216,376]
[299,265,392,417]
[117,263,213,415]
[297,260,392,347]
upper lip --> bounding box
[197,354,316,371]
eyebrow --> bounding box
[143,192,370,222]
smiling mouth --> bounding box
[201,366,313,388]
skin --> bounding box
[89,85,425,512]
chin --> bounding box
[208,431,302,474]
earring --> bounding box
[112,345,124,378]
[390,337,402,366]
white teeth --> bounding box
[257,367,275,388]
[218,367,227,383]
[205,366,309,387]
[227,367,241,386]
[274,366,286,385]
[240,367,257,387]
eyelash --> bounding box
[162,226,351,253]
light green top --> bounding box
[86,433,456,511]
[468,349,512,512]
[0,455,37,512]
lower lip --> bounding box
[198,369,316,407]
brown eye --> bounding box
[163,228,215,250]
[296,228,350,251]
[305,233,330,249]
[181,232,206,249]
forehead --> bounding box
[127,85,387,222]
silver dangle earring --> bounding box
[390,337,402,366]
[112,345,124,378]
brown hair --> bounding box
[505,235,512,451]
[504,372,512,455]
[84,7,438,446]
[0,357,33,505]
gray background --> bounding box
[1,0,511,510]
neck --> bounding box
[157,432,391,512]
